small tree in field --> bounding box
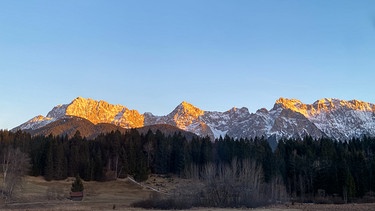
[71,175,84,192]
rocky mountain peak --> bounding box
[166,101,205,130]
[311,98,338,112]
[65,97,127,124]
[174,101,204,118]
[228,106,249,114]
[46,97,144,129]
[256,108,269,114]
[310,98,375,114]
[275,97,303,106]
[346,99,375,112]
[274,97,309,116]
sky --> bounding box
[1,0,375,129]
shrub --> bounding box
[71,175,84,192]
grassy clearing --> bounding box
[2,176,151,210]
[1,176,375,211]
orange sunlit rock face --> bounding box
[349,100,373,111]
[275,97,309,116]
[180,101,204,117]
[65,97,144,128]
[173,101,204,129]
[276,97,374,118]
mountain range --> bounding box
[13,97,375,141]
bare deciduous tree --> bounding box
[1,147,31,200]
[184,158,288,207]
[134,158,289,209]
[198,159,266,207]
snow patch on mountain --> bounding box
[210,127,228,139]
[47,104,68,119]
[16,115,55,130]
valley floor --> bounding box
[1,176,374,211]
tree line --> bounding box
[1,129,375,202]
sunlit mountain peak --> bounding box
[166,101,205,131]
[275,97,308,116]
[49,97,144,128]
[346,99,375,112]
[177,101,204,117]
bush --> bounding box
[71,175,84,192]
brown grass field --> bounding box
[1,175,375,211]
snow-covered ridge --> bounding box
[16,115,54,130]
[276,97,375,117]
[274,98,375,140]
[13,97,375,141]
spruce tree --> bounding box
[71,175,84,192]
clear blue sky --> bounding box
[1,1,375,129]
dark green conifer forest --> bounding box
[1,129,375,201]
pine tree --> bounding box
[44,141,54,181]
[71,175,84,192]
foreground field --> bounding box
[1,176,375,210]
[3,176,151,210]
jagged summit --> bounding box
[64,97,144,127]
[174,101,204,117]
[311,98,375,112]
[228,106,249,114]
[275,97,304,107]
[312,98,343,113]
[16,97,144,130]
[275,97,375,117]
[274,97,308,116]
[340,99,375,112]
[13,97,375,141]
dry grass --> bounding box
[2,176,152,210]
[1,176,375,211]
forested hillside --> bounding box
[1,129,375,202]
